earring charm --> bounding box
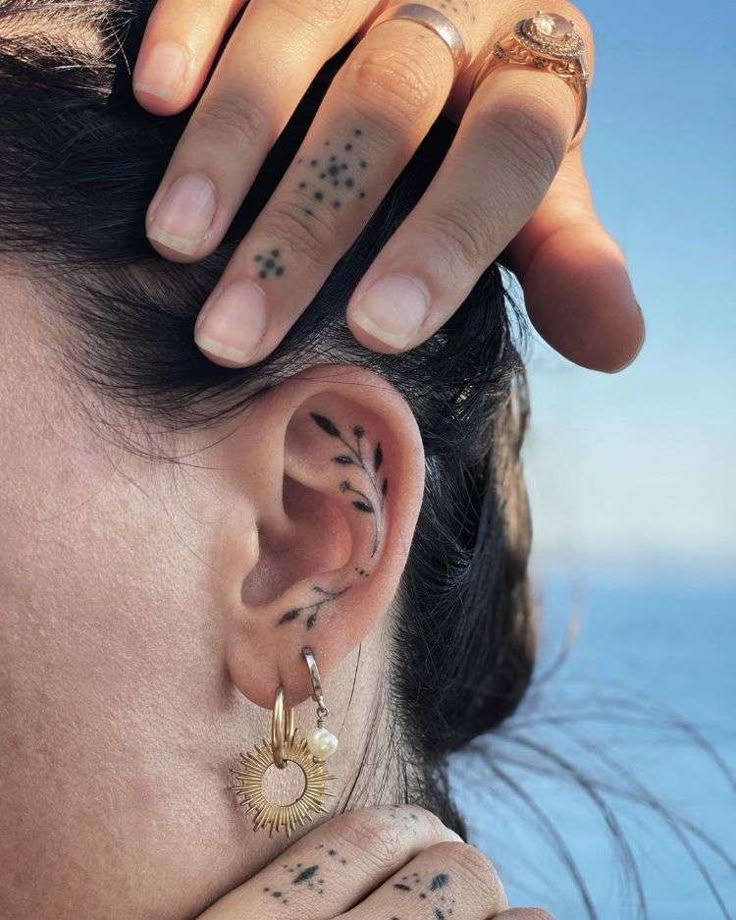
[303,646,339,761]
[229,647,338,836]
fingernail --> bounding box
[351,274,430,348]
[134,40,188,102]
[195,280,268,365]
[608,301,646,372]
[147,174,217,254]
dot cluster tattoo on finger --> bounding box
[254,248,286,279]
[392,871,456,919]
[310,412,388,557]
[277,584,351,631]
[317,841,349,864]
[297,128,369,218]
[263,845,349,905]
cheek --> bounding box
[0,394,238,914]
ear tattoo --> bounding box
[230,647,338,836]
[310,412,388,557]
[277,584,351,631]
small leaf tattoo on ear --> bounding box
[277,584,350,631]
[310,412,388,557]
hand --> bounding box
[194,805,553,919]
[134,0,644,373]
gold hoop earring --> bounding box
[229,647,338,837]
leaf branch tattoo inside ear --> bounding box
[277,584,350,631]
[310,412,388,557]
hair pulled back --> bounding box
[0,0,534,831]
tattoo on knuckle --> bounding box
[252,248,286,279]
[391,867,456,917]
[347,45,439,124]
[293,129,369,217]
[191,95,269,151]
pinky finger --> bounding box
[505,144,645,372]
[492,910,556,920]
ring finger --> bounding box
[193,9,479,366]
[339,840,508,918]
[345,9,593,351]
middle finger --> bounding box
[145,0,373,260]
[193,9,476,366]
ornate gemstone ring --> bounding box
[471,10,590,144]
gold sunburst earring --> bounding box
[229,647,338,837]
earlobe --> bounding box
[215,365,425,711]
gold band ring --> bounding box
[471,11,590,143]
[368,3,470,75]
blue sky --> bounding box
[524,0,736,584]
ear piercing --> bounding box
[230,647,338,836]
[303,647,339,760]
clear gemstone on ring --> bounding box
[532,11,575,39]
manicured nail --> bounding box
[351,274,430,348]
[195,281,268,365]
[134,41,188,102]
[147,173,217,254]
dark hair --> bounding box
[0,0,534,831]
[3,7,734,918]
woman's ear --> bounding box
[207,364,425,710]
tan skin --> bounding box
[131,1,607,914]
[0,271,552,919]
[133,0,644,373]
[195,805,554,920]
[3,2,619,915]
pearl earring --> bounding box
[229,646,339,837]
[303,646,339,761]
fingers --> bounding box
[193,18,459,366]
[143,0,373,262]
[505,144,645,372]
[344,63,579,351]
[133,0,246,113]
[495,910,556,920]
[340,839,507,919]
[196,805,463,919]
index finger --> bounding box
[134,0,246,114]
[197,805,463,919]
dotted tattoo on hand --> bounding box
[254,248,286,279]
[392,871,455,919]
[296,127,369,217]
[317,842,349,865]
